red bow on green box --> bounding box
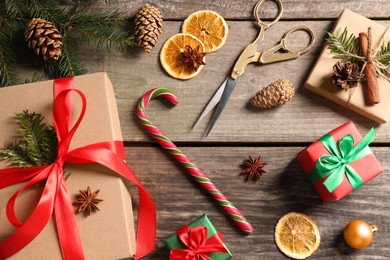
[165,214,232,260]
[170,225,228,260]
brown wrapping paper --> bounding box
[305,9,390,123]
[0,72,136,259]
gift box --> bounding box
[165,214,232,260]
[296,121,383,202]
[0,73,137,259]
[305,9,390,123]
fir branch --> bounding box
[1,0,136,84]
[0,28,20,87]
[378,41,390,66]
[1,139,37,167]
[24,72,44,83]
[4,0,25,18]
[55,33,87,77]
[28,0,67,26]
[0,15,18,31]
[17,111,51,164]
[377,41,390,78]
[326,27,361,65]
[66,8,136,51]
[70,0,118,4]
[67,8,127,27]
[0,110,58,167]
[69,25,135,52]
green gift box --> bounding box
[165,214,232,260]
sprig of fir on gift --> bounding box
[326,27,390,80]
[0,111,58,167]
[0,0,136,87]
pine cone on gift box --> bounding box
[332,60,362,90]
[25,18,62,61]
[251,79,295,108]
[134,4,163,53]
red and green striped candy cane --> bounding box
[137,88,253,234]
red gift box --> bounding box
[296,121,383,202]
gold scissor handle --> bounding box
[254,0,283,29]
[259,25,316,64]
[253,0,284,44]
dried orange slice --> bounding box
[275,212,321,259]
[182,10,228,53]
[160,33,206,80]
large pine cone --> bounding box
[134,4,163,53]
[251,79,295,108]
[25,18,62,61]
[332,61,361,89]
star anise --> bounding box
[240,156,267,182]
[180,45,206,71]
[73,186,103,216]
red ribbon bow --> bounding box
[0,77,156,260]
[170,225,228,260]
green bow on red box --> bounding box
[309,128,375,192]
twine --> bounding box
[334,27,390,82]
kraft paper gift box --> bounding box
[305,9,390,123]
[296,121,383,202]
[0,72,136,259]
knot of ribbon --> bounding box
[170,225,228,260]
[309,128,375,193]
[0,77,156,260]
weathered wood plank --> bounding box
[81,0,390,20]
[78,20,390,143]
[126,146,390,259]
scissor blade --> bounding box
[193,78,229,129]
[205,77,238,137]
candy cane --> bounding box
[137,88,253,234]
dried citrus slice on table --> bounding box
[275,212,321,259]
[182,10,228,53]
[160,33,206,80]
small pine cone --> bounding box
[251,79,295,108]
[332,60,361,90]
[134,4,163,53]
[25,18,62,61]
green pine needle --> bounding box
[0,0,136,84]
[24,72,45,83]
[69,26,135,52]
[377,41,390,78]
[0,28,20,87]
[71,0,118,4]
[28,0,67,26]
[66,8,136,51]
[327,27,390,79]
[4,0,25,18]
[326,27,361,65]
[0,110,58,167]
[49,33,87,78]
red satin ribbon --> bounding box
[0,77,156,260]
[170,225,228,260]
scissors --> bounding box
[193,0,315,136]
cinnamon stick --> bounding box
[359,29,380,105]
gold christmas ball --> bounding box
[343,220,377,249]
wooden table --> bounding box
[76,1,390,259]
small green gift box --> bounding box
[165,214,232,260]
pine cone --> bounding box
[332,61,361,90]
[251,79,295,108]
[134,4,163,53]
[25,18,62,61]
